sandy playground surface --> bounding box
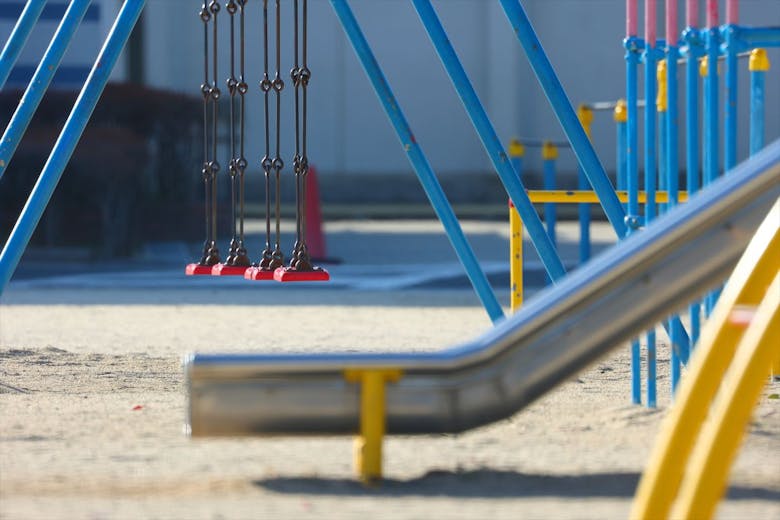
[0,286,778,519]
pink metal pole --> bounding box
[687,0,699,28]
[707,0,719,28]
[667,0,679,44]
[646,0,657,45]
[726,0,738,25]
[627,0,638,37]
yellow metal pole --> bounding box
[656,59,668,113]
[526,190,687,204]
[344,369,403,484]
[510,201,523,312]
[509,138,525,313]
[748,48,770,72]
[613,98,628,124]
[576,104,594,139]
[631,201,780,519]
[672,272,780,520]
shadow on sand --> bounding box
[255,469,780,499]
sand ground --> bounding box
[1,285,778,519]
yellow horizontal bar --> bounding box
[527,190,689,204]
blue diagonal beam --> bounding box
[0,0,93,181]
[0,0,47,90]
[411,0,567,282]
[0,0,147,295]
[497,0,627,238]
[330,0,504,323]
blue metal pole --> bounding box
[749,52,767,156]
[542,155,557,249]
[329,0,504,323]
[684,27,702,350]
[0,0,47,90]
[658,109,668,215]
[704,23,720,316]
[617,122,628,209]
[667,40,686,393]
[734,26,780,48]
[496,0,627,239]
[542,144,557,286]
[0,0,147,296]
[644,41,658,409]
[626,36,642,406]
[410,0,566,282]
[0,0,92,181]
[724,25,738,174]
[578,164,591,263]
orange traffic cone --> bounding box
[305,165,338,263]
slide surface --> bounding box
[187,140,780,437]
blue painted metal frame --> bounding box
[750,66,766,156]
[625,35,642,406]
[0,0,92,181]
[329,0,504,323]
[666,38,686,394]
[0,0,47,90]
[410,0,566,283]
[542,152,557,285]
[724,25,739,174]
[578,164,591,264]
[497,0,626,239]
[616,118,627,211]
[734,26,780,48]
[704,25,720,316]
[0,0,147,295]
[683,27,702,350]
[643,42,659,408]
[543,156,557,250]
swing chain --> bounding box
[270,0,285,268]
[235,0,249,264]
[291,0,312,270]
[225,0,239,264]
[257,0,274,269]
[197,0,222,266]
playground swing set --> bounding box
[0,0,778,517]
[184,0,328,282]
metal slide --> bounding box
[186,140,780,437]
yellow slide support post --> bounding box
[344,368,403,484]
[631,200,780,519]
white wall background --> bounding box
[3,0,779,181]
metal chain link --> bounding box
[205,0,222,265]
[225,0,239,264]
[224,0,250,267]
[198,1,221,266]
[291,0,312,270]
[235,0,249,265]
[258,0,274,269]
[269,0,285,268]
